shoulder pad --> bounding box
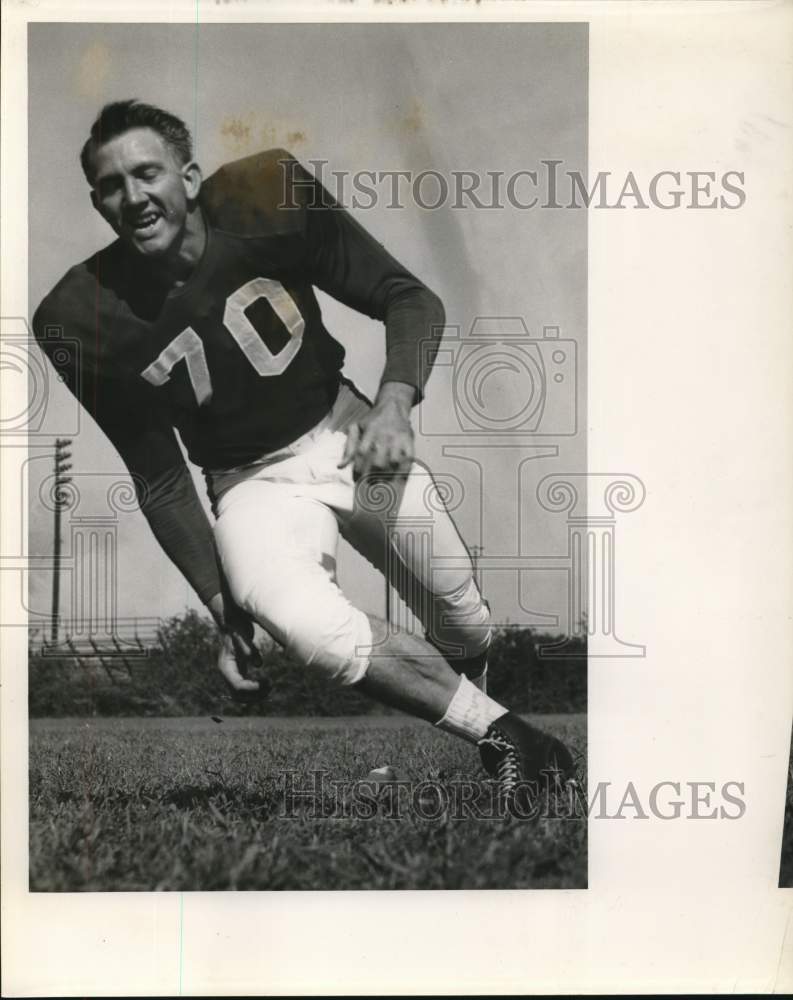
[34,242,127,332]
[200,148,309,237]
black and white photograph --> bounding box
[24,21,588,892]
[4,2,793,996]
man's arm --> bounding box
[291,156,446,477]
[112,432,268,695]
[33,312,261,692]
[103,409,266,696]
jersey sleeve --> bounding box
[33,297,222,606]
[202,148,446,401]
[291,154,446,402]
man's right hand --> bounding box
[216,629,268,701]
[207,591,270,702]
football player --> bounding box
[34,100,574,809]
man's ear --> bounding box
[182,161,203,202]
[90,188,114,229]
[89,188,113,225]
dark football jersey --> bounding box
[34,149,444,471]
[33,149,444,605]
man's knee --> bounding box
[427,576,493,659]
[290,604,373,686]
[236,578,373,686]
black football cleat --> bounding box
[478,712,576,814]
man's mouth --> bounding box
[128,211,162,237]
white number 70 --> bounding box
[141,277,305,405]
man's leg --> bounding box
[355,623,576,798]
[326,382,491,685]
[215,475,575,805]
[214,477,514,734]
[351,620,489,724]
[341,465,577,796]
[342,464,492,690]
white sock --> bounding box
[435,675,507,743]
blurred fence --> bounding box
[28,613,586,718]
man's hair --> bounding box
[80,100,194,185]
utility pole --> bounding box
[51,438,72,643]
[470,544,484,588]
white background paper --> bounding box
[3,1,793,994]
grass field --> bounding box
[29,714,587,891]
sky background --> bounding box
[25,21,587,636]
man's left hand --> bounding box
[338,380,416,480]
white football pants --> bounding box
[211,383,492,685]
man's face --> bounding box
[89,127,200,258]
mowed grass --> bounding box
[30,714,587,891]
